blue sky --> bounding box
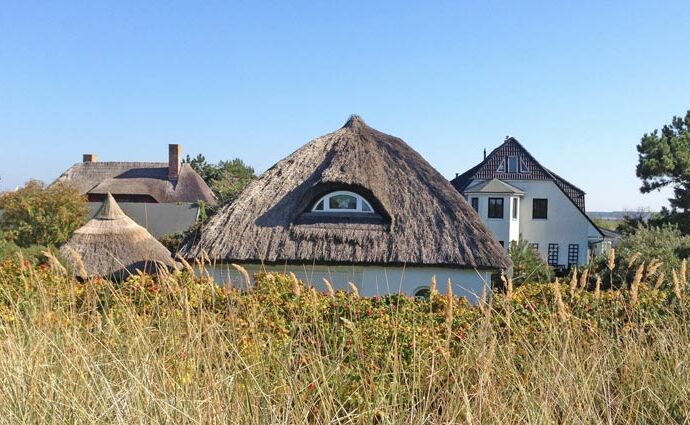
[1,1,689,211]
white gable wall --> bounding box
[510,180,590,266]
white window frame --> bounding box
[312,191,374,213]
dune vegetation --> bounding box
[0,252,688,424]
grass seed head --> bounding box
[445,279,454,325]
[672,269,683,300]
[430,275,438,297]
[348,282,360,298]
[607,248,616,271]
[653,272,665,290]
[628,252,641,269]
[322,278,335,298]
[289,272,301,297]
[231,264,251,289]
[579,268,589,290]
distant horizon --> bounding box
[1,1,686,211]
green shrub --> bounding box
[509,238,553,286]
[0,180,88,247]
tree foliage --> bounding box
[509,238,553,286]
[591,223,690,289]
[184,154,256,205]
[0,180,88,247]
[636,110,690,233]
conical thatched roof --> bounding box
[180,116,510,270]
[60,193,176,279]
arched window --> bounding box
[312,191,374,213]
[414,287,431,299]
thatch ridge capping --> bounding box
[95,193,127,220]
[341,114,366,129]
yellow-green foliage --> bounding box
[0,257,689,423]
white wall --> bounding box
[467,194,512,249]
[508,180,590,266]
[205,263,493,304]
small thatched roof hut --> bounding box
[180,116,509,272]
[61,193,176,280]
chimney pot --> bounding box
[83,154,97,163]
[168,144,181,180]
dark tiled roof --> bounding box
[54,162,216,204]
[451,137,585,211]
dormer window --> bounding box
[312,191,374,213]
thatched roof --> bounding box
[54,162,216,204]
[60,193,177,279]
[180,115,510,270]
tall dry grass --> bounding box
[0,258,688,424]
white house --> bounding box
[179,116,511,302]
[451,137,604,270]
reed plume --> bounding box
[289,272,301,297]
[672,269,683,301]
[653,272,665,290]
[579,268,589,290]
[322,278,335,299]
[594,275,602,300]
[552,279,569,321]
[42,250,66,275]
[630,263,644,305]
[231,264,251,290]
[628,252,642,269]
[607,248,616,271]
[348,282,360,298]
[445,279,454,330]
[430,275,438,297]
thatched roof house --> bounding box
[54,144,216,204]
[61,193,176,280]
[180,116,509,301]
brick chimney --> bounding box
[83,154,97,163]
[168,144,181,180]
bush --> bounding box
[509,238,553,286]
[0,180,88,247]
[593,224,690,288]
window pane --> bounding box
[361,201,372,212]
[414,287,430,299]
[511,198,518,219]
[548,245,557,265]
[568,244,579,267]
[329,194,357,209]
[314,200,324,211]
[507,156,518,173]
[533,198,548,219]
[471,197,479,212]
[488,198,504,219]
